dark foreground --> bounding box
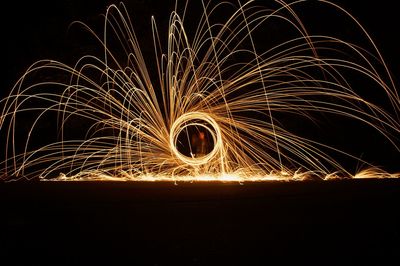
[1,179,399,265]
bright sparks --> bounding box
[1,0,400,181]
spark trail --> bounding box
[1,0,399,181]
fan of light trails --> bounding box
[1,0,399,181]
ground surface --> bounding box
[1,179,399,265]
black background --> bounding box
[1,180,400,265]
[2,0,399,91]
[2,1,399,90]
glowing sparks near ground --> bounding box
[52,169,400,182]
[1,0,399,181]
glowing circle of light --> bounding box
[170,112,223,166]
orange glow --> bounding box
[52,168,399,182]
[0,1,399,181]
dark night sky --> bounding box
[1,0,399,172]
[2,0,399,92]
